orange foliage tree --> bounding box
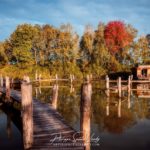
[104,21,132,55]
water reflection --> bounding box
[33,82,150,150]
[137,83,150,98]
[6,115,12,139]
[0,105,23,150]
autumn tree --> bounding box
[79,25,94,74]
[137,36,150,64]
[92,23,111,74]
[0,42,8,65]
[10,24,39,66]
[55,24,79,75]
[104,21,133,62]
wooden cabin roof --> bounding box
[137,65,150,69]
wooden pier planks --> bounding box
[0,88,84,150]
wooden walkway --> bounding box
[0,88,84,150]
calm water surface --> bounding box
[1,81,150,150]
[33,81,150,150]
[0,106,23,150]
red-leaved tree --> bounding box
[104,21,132,55]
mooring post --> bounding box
[118,98,121,118]
[130,75,133,94]
[128,91,131,109]
[21,77,33,149]
[72,74,75,81]
[10,78,14,89]
[0,74,3,87]
[106,97,110,116]
[118,77,121,98]
[51,84,59,109]
[5,76,10,103]
[70,74,73,84]
[128,76,131,93]
[80,82,92,150]
[106,75,110,97]
[86,74,90,83]
[70,84,75,93]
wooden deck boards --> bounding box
[0,88,84,150]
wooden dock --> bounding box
[0,88,84,150]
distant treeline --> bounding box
[0,21,150,78]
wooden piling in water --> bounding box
[70,74,73,84]
[51,84,59,109]
[5,76,10,103]
[0,74,3,87]
[106,97,110,116]
[21,77,33,149]
[55,74,58,83]
[118,77,121,98]
[128,76,131,93]
[118,98,121,118]
[81,82,92,150]
[106,75,110,97]
[85,74,90,83]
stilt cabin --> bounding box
[137,65,150,80]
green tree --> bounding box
[10,24,38,66]
[0,42,8,65]
[79,25,94,74]
[92,23,110,72]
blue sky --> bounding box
[0,0,150,41]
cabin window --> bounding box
[142,69,147,77]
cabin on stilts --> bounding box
[136,65,150,80]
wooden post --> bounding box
[70,84,75,93]
[118,98,121,118]
[21,78,33,149]
[128,91,131,109]
[70,74,73,84]
[23,76,30,83]
[5,76,10,103]
[51,84,59,109]
[0,74,3,87]
[106,75,110,97]
[72,74,75,81]
[39,74,41,82]
[128,76,131,93]
[106,97,110,116]
[80,82,92,150]
[39,85,42,93]
[118,77,121,98]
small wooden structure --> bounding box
[137,65,150,80]
[137,84,150,98]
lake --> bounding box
[1,81,150,150]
